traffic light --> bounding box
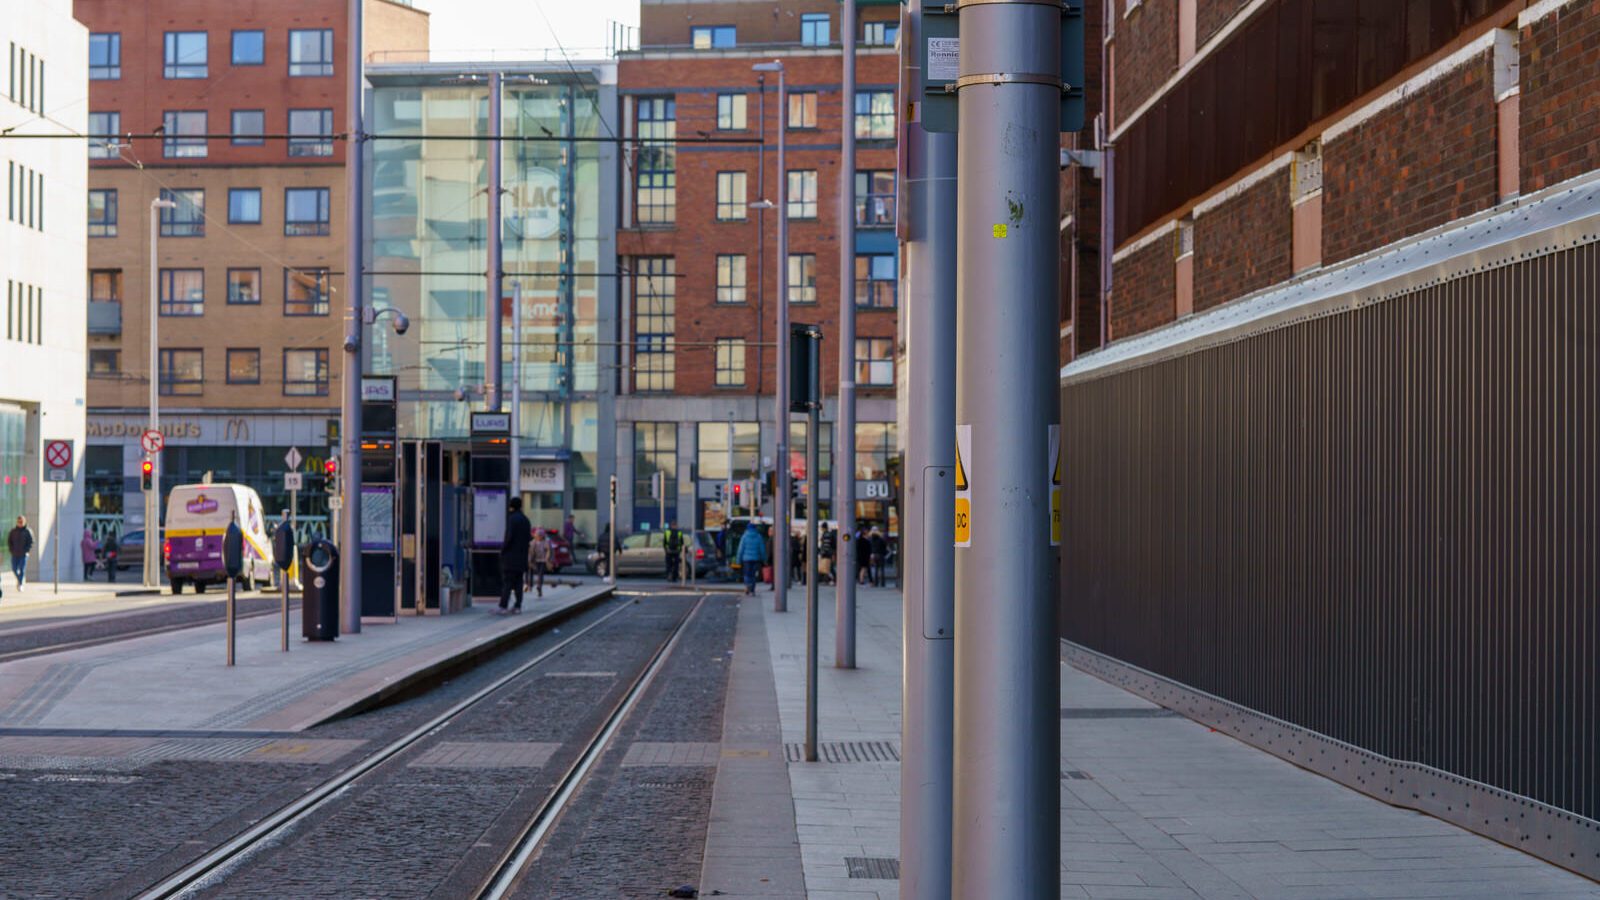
[324,456,339,493]
[731,483,742,510]
[140,458,153,491]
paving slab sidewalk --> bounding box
[706,585,1599,899]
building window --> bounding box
[159,269,205,317]
[89,269,121,304]
[788,420,835,482]
[855,254,896,308]
[715,338,746,387]
[697,422,759,481]
[715,171,747,221]
[89,33,120,80]
[231,30,264,66]
[788,92,817,129]
[788,254,816,304]
[159,349,204,395]
[283,349,330,396]
[158,188,204,237]
[855,90,895,140]
[288,108,334,157]
[228,188,261,224]
[284,187,331,236]
[855,338,894,386]
[88,349,120,377]
[690,26,736,49]
[716,93,747,130]
[855,422,898,482]
[862,21,899,47]
[856,170,896,227]
[635,98,676,225]
[787,170,818,219]
[227,268,261,304]
[163,32,208,79]
[226,348,261,384]
[633,257,675,392]
[633,423,677,521]
[288,29,334,77]
[232,109,264,145]
[801,13,830,47]
[88,111,119,159]
[715,254,746,304]
[285,268,331,316]
[163,111,207,159]
[88,189,117,237]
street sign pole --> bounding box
[951,0,1063,894]
[835,0,859,671]
[338,0,365,636]
[52,482,60,593]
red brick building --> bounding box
[614,0,903,533]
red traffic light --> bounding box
[324,457,339,476]
[141,459,153,476]
[732,484,742,499]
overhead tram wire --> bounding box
[0,131,763,145]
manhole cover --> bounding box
[845,857,900,880]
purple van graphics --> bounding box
[185,494,219,516]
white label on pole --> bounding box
[284,472,304,491]
[284,446,303,471]
[954,425,972,548]
[1048,424,1061,547]
[328,496,344,511]
[928,37,960,82]
[46,468,70,482]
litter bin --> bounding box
[300,539,340,641]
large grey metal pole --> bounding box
[487,71,504,412]
[835,0,858,669]
[804,402,820,762]
[338,0,365,635]
[510,279,522,490]
[145,198,171,588]
[754,60,791,608]
[951,1,1061,895]
[899,0,957,893]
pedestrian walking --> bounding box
[663,521,685,582]
[791,529,806,584]
[498,497,532,614]
[563,514,579,549]
[819,526,836,585]
[528,528,552,599]
[80,529,99,580]
[8,516,34,592]
[597,522,612,575]
[855,525,871,585]
[102,531,120,583]
[869,526,888,587]
[736,524,767,596]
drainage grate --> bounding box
[845,857,901,880]
[784,741,899,763]
[1061,770,1093,780]
[1060,707,1181,719]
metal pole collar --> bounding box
[950,73,1067,92]
[946,0,1068,9]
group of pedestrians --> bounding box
[497,497,557,615]
[77,528,121,582]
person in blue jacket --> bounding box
[736,524,767,596]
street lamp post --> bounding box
[145,196,177,589]
[753,59,789,610]
[339,0,366,635]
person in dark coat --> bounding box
[102,531,120,583]
[8,516,34,592]
[854,526,871,585]
[869,527,889,587]
[498,497,532,614]
[80,529,100,580]
[819,526,837,585]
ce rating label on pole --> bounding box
[954,425,972,547]
[1049,424,1062,547]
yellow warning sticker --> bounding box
[992,223,1008,239]
[1048,424,1062,547]
[955,425,972,547]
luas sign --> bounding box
[512,168,561,240]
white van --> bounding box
[163,483,275,593]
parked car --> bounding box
[112,529,144,571]
[586,530,718,578]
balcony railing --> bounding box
[87,301,122,335]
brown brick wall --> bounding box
[1521,0,1600,194]
[1110,237,1175,340]
[618,50,900,399]
[1195,0,1252,47]
[640,0,898,48]
[1322,51,1499,266]
[1194,170,1291,311]
[1113,0,1177,128]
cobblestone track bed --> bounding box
[508,594,739,900]
[0,595,282,661]
[1,599,632,899]
[188,598,697,899]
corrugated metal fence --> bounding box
[1062,239,1599,873]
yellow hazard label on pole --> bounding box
[1048,424,1061,547]
[955,425,972,547]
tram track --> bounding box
[0,599,281,665]
[134,593,708,900]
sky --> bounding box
[419,0,641,61]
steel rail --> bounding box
[136,596,636,899]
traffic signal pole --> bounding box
[338,0,365,635]
[834,0,858,669]
[899,0,957,892]
[951,0,1062,894]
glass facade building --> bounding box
[365,63,618,535]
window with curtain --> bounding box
[89,33,120,79]
[787,92,818,129]
[159,269,204,317]
[162,110,207,158]
[288,29,334,76]
[854,254,896,308]
[787,170,818,219]
[715,338,746,387]
[788,254,816,304]
[285,268,331,316]
[159,188,204,236]
[87,189,117,237]
[855,337,894,386]
[163,32,207,79]
[716,255,746,304]
[283,349,330,396]
[288,108,333,157]
[159,348,204,395]
[854,90,895,140]
[715,171,747,220]
[88,111,119,158]
[716,93,747,130]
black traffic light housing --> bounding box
[140,458,154,491]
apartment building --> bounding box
[74,0,427,540]
[0,0,88,582]
[615,0,903,534]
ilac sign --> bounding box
[510,167,561,240]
